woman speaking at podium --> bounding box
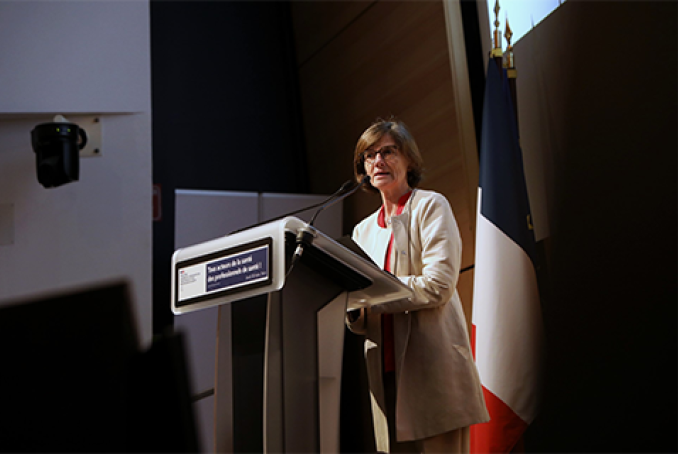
[346,119,489,453]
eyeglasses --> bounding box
[362,145,399,165]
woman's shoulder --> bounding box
[410,189,460,236]
[411,189,452,209]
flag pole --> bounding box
[503,17,519,127]
[491,0,503,72]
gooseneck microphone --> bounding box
[309,175,370,227]
[229,179,354,235]
[290,176,370,273]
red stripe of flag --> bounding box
[471,386,528,453]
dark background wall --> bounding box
[514,2,677,452]
[151,0,307,334]
[151,5,307,450]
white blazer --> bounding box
[348,189,489,450]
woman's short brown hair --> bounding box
[353,118,424,192]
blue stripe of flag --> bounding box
[479,59,537,265]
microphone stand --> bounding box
[288,176,370,277]
[229,180,353,235]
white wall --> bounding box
[0,1,152,344]
[0,0,150,114]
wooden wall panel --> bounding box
[291,1,374,66]
[291,0,476,270]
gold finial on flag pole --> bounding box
[491,0,503,59]
[503,16,519,129]
[504,16,516,78]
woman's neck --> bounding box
[381,185,411,219]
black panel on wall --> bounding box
[151,0,308,334]
[524,2,677,452]
[151,4,307,450]
[459,0,485,150]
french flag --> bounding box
[470,59,545,453]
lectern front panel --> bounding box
[175,237,273,309]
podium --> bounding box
[171,217,412,453]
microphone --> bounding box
[229,179,354,235]
[291,176,370,267]
[309,175,370,227]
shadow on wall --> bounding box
[521,1,677,452]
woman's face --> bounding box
[364,134,411,195]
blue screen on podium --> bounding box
[174,237,273,309]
